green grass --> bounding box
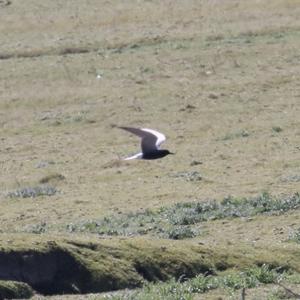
[61,193,300,238]
[102,264,289,300]
[0,235,215,296]
[2,234,299,297]
[288,227,300,244]
[285,273,300,284]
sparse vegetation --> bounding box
[272,126,283,133]
[40,110,94,126]
[171,171,202,182]
[0,280,34,299]
[166,226,197,240]
[288,227,300,244]
[280,174,300,183]
[7,185,57,198]
[23,222,48,234]
[285,273,300,284]
[221,130,250,141]
[102,265,289,300]
[64,193,300,238]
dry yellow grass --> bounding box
[1,0,300,230]
[1,0,300,298]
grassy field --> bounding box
[1,0,300,299]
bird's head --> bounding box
[162,149,175,156]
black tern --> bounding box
[119,126,174,160]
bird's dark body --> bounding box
[118,126,174,160]
[142,149,172,160]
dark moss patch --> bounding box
[272,126,283,133]
[0,241,142,295]
[0,237,214,296]
[0,280,33,299]
[39,173,65,184]
[0,235,299,297]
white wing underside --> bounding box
[123,152,143,160]
[141,128,166,149]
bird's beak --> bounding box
[169,152,175,155]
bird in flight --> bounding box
[119,126,174,160]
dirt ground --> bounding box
[1,0,300,230]
[1,0,300,298]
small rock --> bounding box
[190,160,203,166]
[208,93,218,99]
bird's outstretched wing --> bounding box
[141,128,166,149]
[119,127,166,153]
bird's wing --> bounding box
[119,127,147,139]
[141,128,166,149]
[119,127,166,153]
